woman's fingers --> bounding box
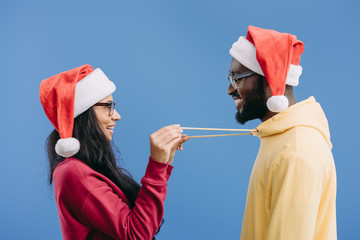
[151,124,181,138]
[167,134,190,164]
[150,125,184,163]
[153,126,183,144]
[175,135,190,151]
[150,127,182,148]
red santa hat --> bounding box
[39,64,116,157]
[229,26,305,112]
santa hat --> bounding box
[39,64,116,157]
[229,26,305,112]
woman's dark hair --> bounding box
[46,107,163,238]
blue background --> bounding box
[0,0,359,239]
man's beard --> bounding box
[235,77,268,124]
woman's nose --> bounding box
[112,109,121,121]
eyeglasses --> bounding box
[227,71,257,88]
[94,101,117,116]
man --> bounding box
[227,26,337,239]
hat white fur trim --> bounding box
[267,95,289,112]
[74,68,116,118]
[229,36,302,87]
[230,36,264,75]
[286,64,302,86]
[55,138,80,157]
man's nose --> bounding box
[228,83,236,95]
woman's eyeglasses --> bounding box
[94,101,117,116]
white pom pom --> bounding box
[267,95,289,112]
[55,138,80,157]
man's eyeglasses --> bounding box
[227,71,257,88]
[94,101,117,116]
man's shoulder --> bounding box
[276,127,334,169]
[291,125,330,151]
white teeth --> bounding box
[107,127,114,130]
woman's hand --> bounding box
[150,125,190,164]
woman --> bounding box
[40,64,188,240]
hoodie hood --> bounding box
[253,97,332,149]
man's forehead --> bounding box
[230,58,248,74]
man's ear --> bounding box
[261,77,272,100]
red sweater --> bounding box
[53,157,173,240]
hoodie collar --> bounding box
[252,97,332,149]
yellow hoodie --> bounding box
[240,97,337,240]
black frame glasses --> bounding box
[227,71,257,88]
[94,101,117,116]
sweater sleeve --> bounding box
[80,157,173,240]
[266,153,324,240]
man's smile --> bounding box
[232,92,243,109]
